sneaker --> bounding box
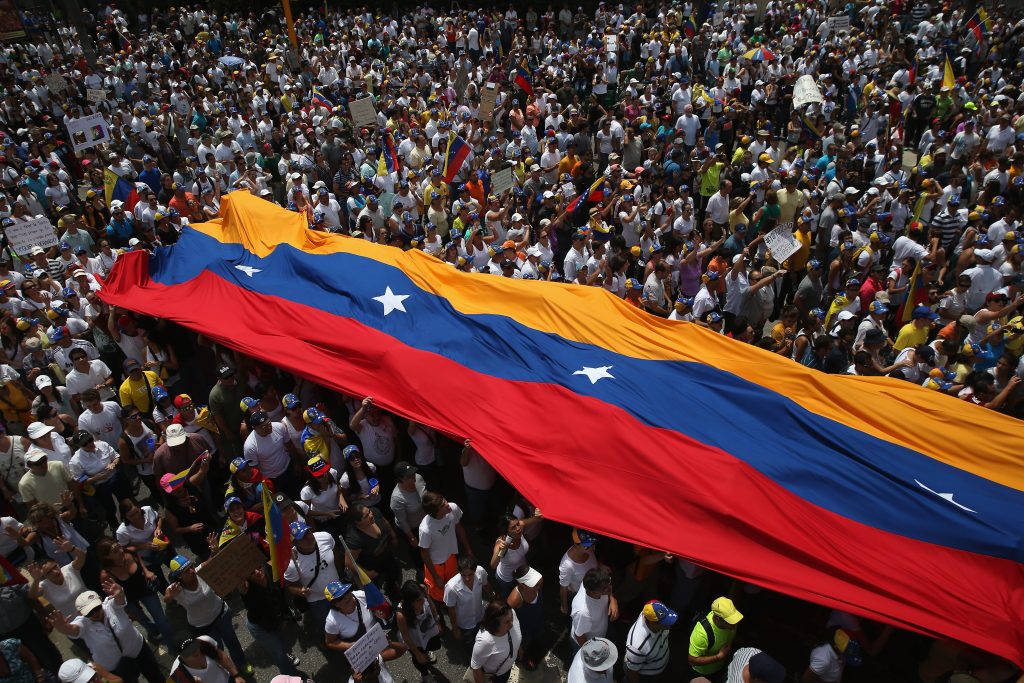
[240,664,255,677]
[426,652,437,665]
[287,654,301,668]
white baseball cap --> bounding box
[58,659,96,683]
[165,423,188,447]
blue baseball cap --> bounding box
[912,305,939,320]
[343,444,362,460]
[572,528,598,547]
[224,495,242,509]
[168,555,192,578]
[281,393,301,410]
[642,600,678,626]
[324,581,353,601]
[868,301,889,315]
[290,520,311,541]
[152,386,170,402]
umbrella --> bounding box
[218,56,245,68]
[743,47,776,62]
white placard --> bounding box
[763,222,800,265]
[86,88,106,103]
[479,82,498,120]
[712,11,724,26]
[349,97,377,128]
[344,622,388,673]
[561,182,577,198]
[827,15,850,32]
[604,34,617,52]
[3,216,58,255]
[792,74,824,109]
[66,113,111,153]
[491,167,514,196]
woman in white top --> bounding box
[170,635,245,683]
[323,581,405,657]
[116,500,169,573]
[26,544,88,617]
[395,580,442,678]
[339,446,381,508]
[299,454,347,536]
[407,421,438,485]
[490,515,529,598]
[470,601,523,683]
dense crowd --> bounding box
[0,0,1023,682]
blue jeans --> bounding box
[198,607,248,669]
[246,620,299,675]
[126,592,176,647]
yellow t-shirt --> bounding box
[894,322,929,351]
[118,371,163,413]
[688,613,737,674]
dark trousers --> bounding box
[3,613,62,671]
[113,642,164,683]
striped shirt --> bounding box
[624,613,671,675]
[930,209,963,250]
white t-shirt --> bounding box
[808,643,844,683]
[173,575,225,628]
[570,587,609,641]
[325,591,374,640]
[558,551,597,593]
[115,505,159,547]
[355,418,396,467]
[418,502,463,565]
[300,470,342,514]
[283,531,339,602]
[40,564,86,618]
[470,611,522,677]
[64,359,114,400]
[77,401,123,446]
[462,451,497,490]
[443,566,488,629]
[243,422,292,478]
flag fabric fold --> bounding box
[261,481,291,583]
[512,68,534,98]
[98,192,1024,666]
[943,55,956,91]
[567,177,607,213]
[441,134,471,183]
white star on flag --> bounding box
[372,286,410,316]
[234,265,262,277]
[573,365,614,384]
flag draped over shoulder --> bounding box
[104,168,139,212]
[98,192,1024,666]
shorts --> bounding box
[424,553,458,602]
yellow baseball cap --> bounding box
[711,596,743,624]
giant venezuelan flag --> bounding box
[99,192,1024,665]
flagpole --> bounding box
[281,0,298,50]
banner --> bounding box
[66,113,111,153]
[828,15,851,32]
[792,75,824,109]
[491,167,514,196]
[348,97,377,128]
[3,216,58,255]
[0,0,25,40]
[763,222,801,264]
[86,89,106,104]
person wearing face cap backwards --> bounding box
[568,636,618,683]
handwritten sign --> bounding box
[86,88,106,103]
[827,15,850,32]
[45,74,68,94]
[479,82,498,121]
[197,535,267,598]
[344,622,388,673]
[792,75,824,109]
[491,167,514,196]
[604,34,617,52]
[561,182,577,198]
[66,113,110,153]
[3,216,57,255]
[348,97,377,129]
[763,222,801,265]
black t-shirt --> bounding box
[913,94,937,118]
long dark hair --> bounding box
[342,454,373,498]
[399,580,426,628]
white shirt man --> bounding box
[243,418,293,478]
[418,502,463,565]
[443,564,488,630]
[77,401,123,447]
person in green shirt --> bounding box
[208,364,245,460]
[688,596,743,679]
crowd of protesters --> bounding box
[0,0,1024,681]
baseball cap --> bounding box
[167,555,193,579]
[122,358,141,373]
[912,305,939,320]
[58,659,97,683]
[166,423,188,446]
[642,600,678,626]
[27,421,54,440]
[868,301,888,315]
[224,495,243,509]
[343,444,362,460]
[290,520,312,541]
[572,528,598,548]
[514,566,542,587]
[711,596,743,624]
[226,455,252,474]
[324,581,353,601]
[35,374,52,390]
[173,394,193,409]
[303,407,326,425]
[626,278,644,290]
[75,591,104,616]
[306,455,330,477]
[247,410,270,428]
[216,364,236,379]
[394,461,418,479]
